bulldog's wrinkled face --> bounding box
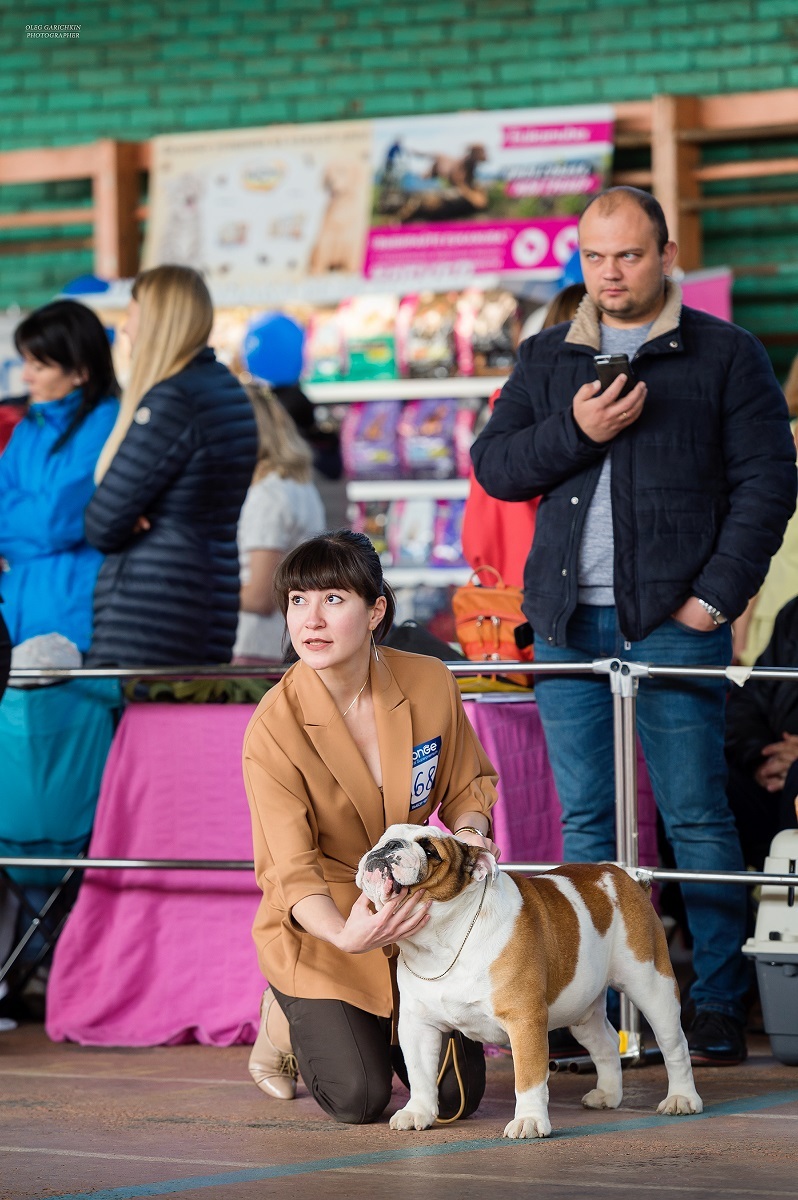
[356,823,496,910]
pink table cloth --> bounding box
[46,699,656,1047]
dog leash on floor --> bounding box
[398,876,489,981]
[434,1035,467,1124]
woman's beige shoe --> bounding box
[248,988,298,1100]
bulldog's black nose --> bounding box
[364,838,405,872]
[379,839,404,857]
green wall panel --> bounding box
[1,0,796,378]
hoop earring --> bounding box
[371,631,379,662]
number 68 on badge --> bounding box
[410,736,441,810]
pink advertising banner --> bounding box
[364,218,582,281]
[368,105,615,285]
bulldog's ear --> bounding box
[468,847,499,883]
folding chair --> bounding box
[0,676,120,1006]
[0,851,88,998]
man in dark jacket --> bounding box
[726,595,798,871]
[471,187,796,1066]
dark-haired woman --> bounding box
[242,529,499,1125]
[0,300,119,651]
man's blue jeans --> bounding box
[534,604,749,1023]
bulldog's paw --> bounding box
[581,1087,622,1110]
[657,1092,703,1116]
[503,1115,551,1139]
[390,1105,437,1131]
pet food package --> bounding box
[304,308,345,382]
[350,500,393,565]
[397,398,459,480]
[339,295,398,381]
[468,289,520,375]
[396,292,458,379]
[340,401,402,480]
[387,498,436,566]
[430,499,466,567]
[453,404,479,477]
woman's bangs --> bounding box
[283,541,368,599]
[14,320,65,367]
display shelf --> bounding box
[384,567,471,588]
[347,478,470,502]
[304,377,508,403]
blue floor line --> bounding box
[33,1087,798,1200]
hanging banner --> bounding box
[367,106,614,286]
[143,104,614,303]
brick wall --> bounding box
[1,0,797,372]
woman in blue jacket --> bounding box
[0,301,119,653]
[85,266,257,666]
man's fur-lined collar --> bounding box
[565,278,683,350]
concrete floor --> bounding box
[1,1024,797,1200]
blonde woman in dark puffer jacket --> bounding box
[85,265,257,666]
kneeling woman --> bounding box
[242,530,499,1124]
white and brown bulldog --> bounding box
[356,824,703,1139]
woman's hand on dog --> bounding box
[335,889,432,954]
[454,829,501,862]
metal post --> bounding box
[609,660,644,1063]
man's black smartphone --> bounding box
[594,353,636,398]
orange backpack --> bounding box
[451,566,533,669]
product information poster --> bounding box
[144,104,613,302]
[144,121,372,302]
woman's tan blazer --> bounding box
[242,645,498,1016]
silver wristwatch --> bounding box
[695,598,728,626]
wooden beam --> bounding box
[135,142,152,170]
[681,123,798,144]
[756,332,798,347]
[0,236,92,257]
[0,143,99,185]
[651,94,702,271]
[611,170,653,187]
[695,157,798,182]
[696,89,798,135]
[682,189,798,212]
[613,100,653,146]
[731,262,798,277]
[92,140,141,279]
[0,208,94,230]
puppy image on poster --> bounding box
[308,156,369,275]
[357,825,703,1139]
[157,172,205,265]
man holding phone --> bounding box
[472,186,796,1065]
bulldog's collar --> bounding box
[399,875,489,981]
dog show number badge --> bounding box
[410,736,441,810]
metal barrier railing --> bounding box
[4,656,798,1067]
